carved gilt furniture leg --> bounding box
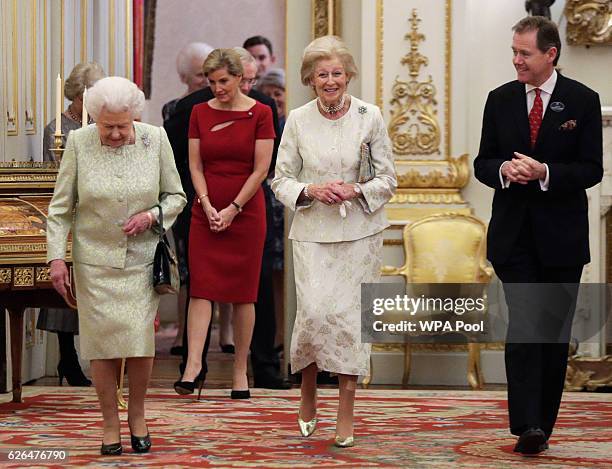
[402,343,412,386]
[467,342,483,389]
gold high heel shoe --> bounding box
[297,415,317,437]
[334,435,355,448]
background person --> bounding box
[259,67,287,353]
[243,35,276,79]
[272,35,396,447]
[163,42,215,122]
[38,61,105,387]
[47,76,186,455]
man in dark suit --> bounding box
[164,47,290,390]
[474,16,602,455]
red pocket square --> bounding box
[559,119,577,131]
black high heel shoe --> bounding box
[128,419,151,453]
[57,361,92,387]
[230,389,251,399]
[100,442,122,456]
[130,431,151,453]
[174,369,205,400]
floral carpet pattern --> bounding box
[0,387,610,468]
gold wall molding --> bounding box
[376,0,384,109]
[81,0,88,62]
[378,1,467,196]
[388,9,440,157]
[394,154,470,188]
[444,0,451,159]
[312,0,341,38]
[389,189,465,205]
[25,0,37,135]
[43,0,48,124]
[125,0,132,79]
[109,0,115,75]
[5,0,19,136]
[61,0,64,83]
[565,0,612,45]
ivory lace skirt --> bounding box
[290,232,383,376]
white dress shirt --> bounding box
[500,69,557,191]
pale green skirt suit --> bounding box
[46,122,186,360]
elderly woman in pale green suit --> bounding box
[47,76,186,456]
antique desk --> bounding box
[0,162,74,402]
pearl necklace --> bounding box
[66,106,82,124]
[318,94,346,115]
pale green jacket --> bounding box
[47,122,186,268]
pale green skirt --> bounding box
[73,261,158,360]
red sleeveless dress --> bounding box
[187,101,275,302]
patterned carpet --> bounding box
[0,387,610,468]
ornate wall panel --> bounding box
[3,0,19,136]
[312,0,341,38]
[377,0,469,227]
[23,0,38,135]
[565,0,612,46]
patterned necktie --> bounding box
[528,88,543,148]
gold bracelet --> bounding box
[198,193,208,203]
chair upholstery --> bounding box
[364,213,493,389]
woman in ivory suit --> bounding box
[47,76,186,456]
[272,36,396,447]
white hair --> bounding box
[176,42,214,78]
[85,76,145,120]
[233,47,257,66]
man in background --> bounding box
[243,35,276,79]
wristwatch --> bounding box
[304,184,312,200]
[353,184,362,195]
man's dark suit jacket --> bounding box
[474,73,603,267]
[163,86,280,204]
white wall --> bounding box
[142,0,286,125]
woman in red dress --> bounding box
[174,49,275,399]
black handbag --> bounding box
[153,204,180,295]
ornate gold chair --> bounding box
[366,213,493,389]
